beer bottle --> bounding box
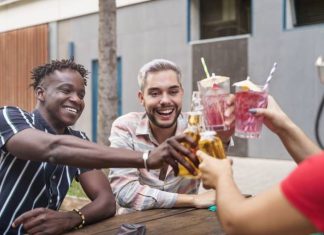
[198,131,226,159]
[178,125,200,178]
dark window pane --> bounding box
[294,0,324,26]
[200,0,251,39]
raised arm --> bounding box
[198,151,318,235]
[1,107,198,172]
[252,96,321,163]
[5,128,198,172]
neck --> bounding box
[36,106,65,134]
[150,123,177,144]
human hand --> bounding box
[197,150,232,189]
[12,208,78,235]
[249,95,291,135]
[147,133,199,177]
[217,94,235,144]
[192,190,216,208]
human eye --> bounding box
[78,91,85,100]
[59,87,71,94]
[148,90,160,97]
[169,88,180,96]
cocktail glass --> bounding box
[197,76,230,131]
[234,85,268,138]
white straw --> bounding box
[263,62,277,91]
[201,57,210,78]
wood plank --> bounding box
[64,208,196,235]
[0,24,48,111]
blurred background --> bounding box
[1,0,324,160]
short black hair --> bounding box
[30,58,89,90]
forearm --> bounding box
[50,136,143,168]
[7,129,145,169]
[114,179,177,210]
[215,174,246,231]
[174,190,215,208]
[277,120,321,163]
[79,198,116,226]
[174,194,195,207]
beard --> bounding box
[146,107,182,129]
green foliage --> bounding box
[67,179,87,198]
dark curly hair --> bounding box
[30,58,89,90]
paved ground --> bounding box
[198,156,296,195]
[230,156,296,195]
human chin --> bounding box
[60,111,81,126]
[150,110,180,129]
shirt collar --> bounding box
[135,112,187,142]
[32,109,70,135]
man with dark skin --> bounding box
[0,59,197,235]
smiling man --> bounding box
[108,59,235,214]
[0,59,198,235]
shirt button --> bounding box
[49,199,52,203]
[52,175,56,180]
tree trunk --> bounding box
[98,0,117,146]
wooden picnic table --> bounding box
[63,207,225,235]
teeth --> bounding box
[65,107,77,113]
[157,109,173,115]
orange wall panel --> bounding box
[0,24,48,111]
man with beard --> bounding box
[108,59,235,214]
[0,59,198,235]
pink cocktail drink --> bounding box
[235,88,268,138]
[198,76,230,131]
[202,93,228,131]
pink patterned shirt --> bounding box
[108,112,200,214]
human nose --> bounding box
[160,92,171,104]
[69,92,82,103]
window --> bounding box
[294,0,324,26]
[285,0,324,29]
[198,0,251,40]
[91,58,122,142]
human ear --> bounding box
[35,86,45,102]
[137,90,144,106]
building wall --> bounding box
[117,0,192,113]
[57,0,192,140]
[2,0,324,159]
[57,14,99,138]
[247,0,324,159]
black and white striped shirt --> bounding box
[0,106,89,235]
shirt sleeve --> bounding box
[280,154,324,232]
[0,106,34,150]
[108,119,177,211]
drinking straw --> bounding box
[263,62,277,91]
[201,57,210,78]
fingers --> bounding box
[196,150,210,162]
[174,133,197,149]
[226,94,235,106]
[158,163,169,180]
[169,148,196,176]
[13,208,45,227]
[168,135,199,167]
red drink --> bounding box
[235,89,268,138]
[202,93,228,131]
[198,76,230,131]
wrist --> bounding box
[276,117,296,137]
[70,209,85,230]
[142,150,151,171]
